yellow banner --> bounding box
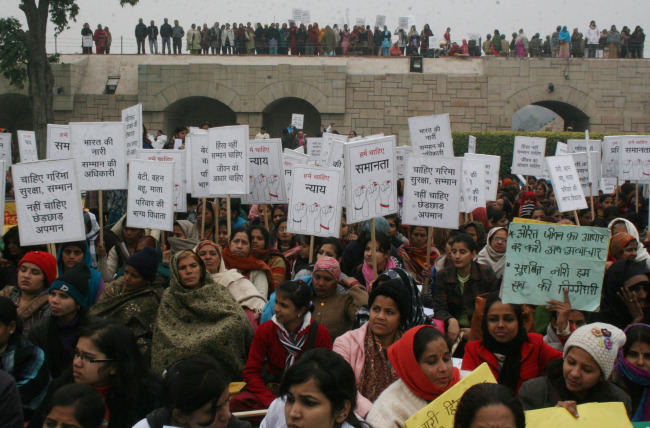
[405,363,497,428]
[4,201,16,234]
[525,402,632,427]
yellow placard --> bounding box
[4,201,17,234]
[525,402,632,427]
[405,363,497,428]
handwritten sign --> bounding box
[122,104,142,159]
[47,124,71,160]
[356,18,365,27]
[556,142,568,155]
[208,125,249,196]
[327,140,345,169]
[464,153,500,201]
[620,135,650,181]
[126,160,174,232]
[287,165,343,238]
[292,8,303,21]
[136,149,186,212]
[282,150,309,200]
[602,136,620,178]
[405,363,497,428]
[12,159,85,246]
[242,139,285,204]
[395,146,412,179]
[0,133,11,165]
[189,133,211,198]
[17,131,38,162]
[408,114,453,157]
[501,223,608,311]
[344,136,397,223]
[403,155,461,229]
[4,200,15,234]
[571,152,600,194]
[460,158,486,213]
[525,402,632,428]
[568,139,601,188]
[545,155,587,213]
[511,136,546,177]
[468,135,476,154]
[306,138,324,164]
[291,114,304,130]
[301,10,310,23]
[321,133,347,164]
[398,16,409,30]
[70,122,127,191]
[375,15,386,28]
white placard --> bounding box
[356,18,365,27]
[291,114,304,130]
[208,125,249,196]
[568,139,601,185]
[47,124,71,160]
[600,178,617,194]
[321,133,347,164]
[460,158,486,213]
[619,135,650,181]
[189,133,212,198]
[287,165,343,238]
[127,160,174,232]
[301,10,310,23]
[327,140,345,169]
[545,155,587,213]
[403,155,461,229]
[292,8,303,21]
[0,161,5,232]
[12,159,85,245]
[467,135,476,154]
[0,133,12,165]
[407,16,416,28]
[555,142,568,155]
[602,136,620,178]
[571,151,600,194]
[398,17,409,30]
[17,130,38,163]
[283,151,309,200]
[395,146,412,179]
[464,153,501,201]
[136,149,187,212]
[242,139,286,204]
[511,136,546,177]
[344,136,397,224]
[468,33,481,42]
[408,114,453,157]
[122,104,143,159]
[375,15,386,28]
[70,122,127,191]
[306,137,323,163]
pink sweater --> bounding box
[333,323,373,417]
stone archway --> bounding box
[163,97,236,135]
[262,97,322,139]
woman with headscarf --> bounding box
[608,232,638,266]
[420,24,433,55]
[151,250,254,377]
[463,220,487,250]
[194,200,216,241]
[613,324,650,421]
[608,218,650,270]
[56,241,104,306]
[223,228,273,298]
[250,225,288,292]
[397,226,440,284]
[559,26,571,57]
[476,227,508,279]
[597,259,650,330]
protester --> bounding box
[41,384,106,428]
[222,227,273,298]
[454,383,526,428]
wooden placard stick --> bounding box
[422,226,434,295]
[200,198,207,239]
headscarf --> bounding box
[599,259,650,329]
[387,325,461,401]
[480,297,528,392]
[168,220,200,254]
[519,191,538,206]
[607,218,650,268]
[615,324,650,421]
[471,207,490,232]
[397,243,440,285]
[476,227,507,277]
[608,232,637,262]
[560,26,571,43]
[313,256,341,281]
[464,220,487,249]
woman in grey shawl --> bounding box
[475,227,507,278]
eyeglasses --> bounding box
[278,227,287,232]
[73,350,113,364]
[492,237,508,243]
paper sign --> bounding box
[292,8,303,21]
[568,139,601,188]
[356,18,365,27]
[468,135,476,154]
[405,363,497,428]
[127,160,174,232]
[395,146,412,179]
[571,152,600,194]
[189,133,212,198]
[291,114,304,130]
[122,103,142,159]
[47,124,71,160]
[301,10,310,23]
[464,153,500,201]
[306,138,324,164]
[408,114,453,157]
[375,15,386,28]
[283,151,309,200]
[511,136,546,177]
[620,135,650,181]
[398,17,409,30]
[525,402,632,428]
[327,140,345,169]
[556,142,568,155]
[136,149,186,212]
[287,165,343,238]
[174,139,183,150]
[344,136,397,223]
[468,33,481,42]
[12,159,85,246]
[242,139,286,204]
[208,125,249,197]
[70,122,127,191]
[460,158,486,213]
[403,155,461,229]
[545,155,587,213]
[0,133,12,165]
[17,130,38,162]
[602,136,620,178]
[321,133,347,164]
[501,223,608,311]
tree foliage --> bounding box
[0,18,28,89]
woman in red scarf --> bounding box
[366,325,462,427]
[397,226,440,284]
[250,225,288,292]
[222,227,273,299]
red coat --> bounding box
[242,318,332,407]
[461,333,562,393]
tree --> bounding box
[0,0,137,157]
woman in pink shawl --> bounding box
[516,39,526,57]
[93,24,108,54]
[341,24,351,54]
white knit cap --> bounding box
[563,322,626,380]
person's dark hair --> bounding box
[229,226,251,242]
[623,324,650,356]
[279,348,367,428]
[454,383,525,428]
[317,237,344,259]
[482,293,524,335]
[276,280,312,312]
[361,232,391,255]
[603,206,621,220]
[176,250,208,286]
[162,354,228,423]
[44,384,106,428]
[201,122,212,129]
[0,297,22,347]
[249,225,270,249]
[451,233,478,253]
[385,213,401,229]
[413,326,448,361]
[600,194,614,203]
[173,126,187,136]
[591,218,608,227]
[532,206,547,216]
[229,197,242,215]
[218,218,228,229]
[625,213,644,233]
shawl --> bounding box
[175,220,199,240]
[397,244,440,284]
[151,252,254,378]
[362,257,397,289]
[614,323,650,421]
[471,207,490,232]
[387,325,461,401]
[222,246,273,286]
[85,211,100,268]
[272,312,313,370]
[559,27,571,43]
[599,259,650,329]
[476,227,507,278]
[463,221,487,250]
[359,325,401,402]
[608,232,637,261]
[608,218,650,268]
[0,286,50,333]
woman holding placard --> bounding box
[366,325,464,427]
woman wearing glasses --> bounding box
[476,227,508,280]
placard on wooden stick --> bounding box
[408,114,453,157]
[511,136,546,178]
[464,153,501,201]
[545,155,587,213]
[242,139,286,204]
[0,133,12,165]
[208,125,249,197]
[17,130,38,162]
[47,124,71,160]
[122,103,143,159]
[136,149,187,212]
[126,160,175,232]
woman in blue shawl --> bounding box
[559,26,571,57]
[57,241,104,307]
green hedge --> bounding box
[451,131,609,177]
